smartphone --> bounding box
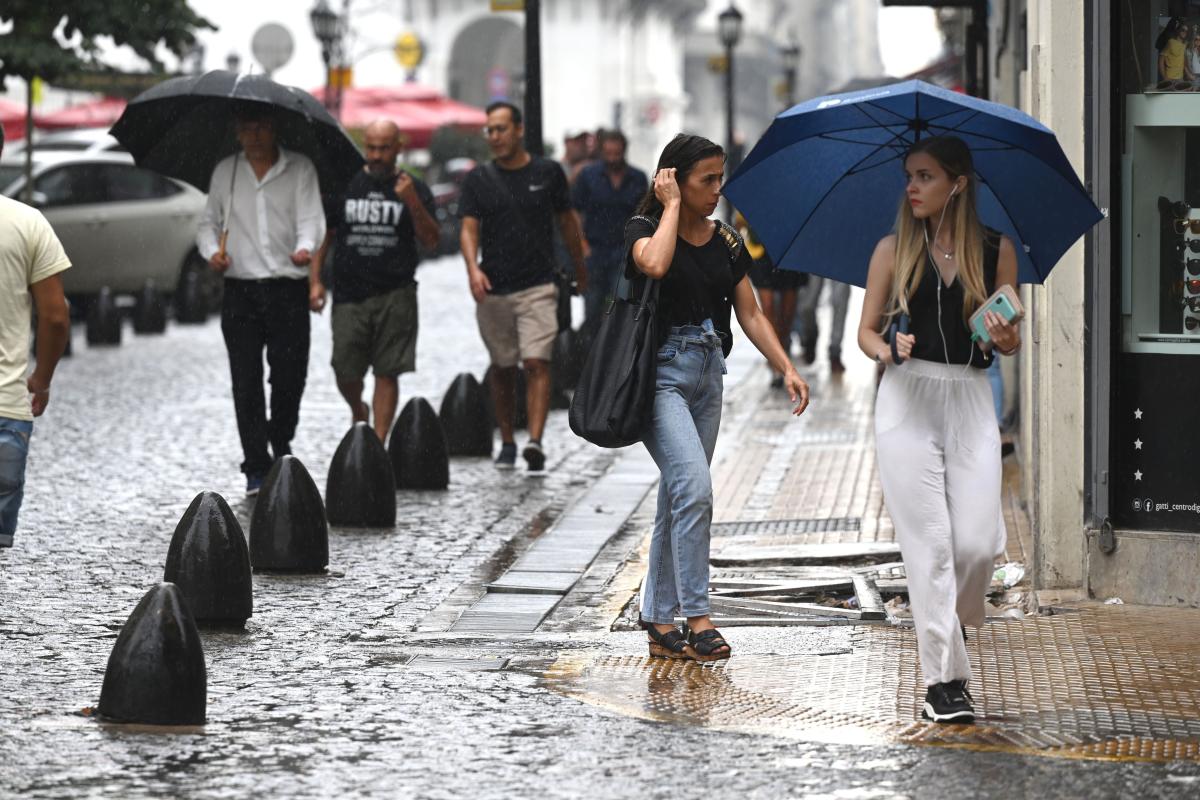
[969,285,1025,344]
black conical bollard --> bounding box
[86,287,121,345]
[389,397,450,490]
[164,491,252,626]
[133,280,168,334]
[249,455,328,572]
[438,373,493,457]
[175,269,207,324]
[326,422,396,527]
[550,328,576,410]
[98,583,206,725]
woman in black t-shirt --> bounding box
[857,135,1021,724]
[627,134,810,662]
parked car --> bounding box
[428,157,476,256]
[6,127,127,156]
[0,150,219,316]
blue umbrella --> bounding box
[723,80,1104,287]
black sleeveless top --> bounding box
[907,230,1000,369]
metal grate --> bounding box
[544,605,1200,764]
[712,517,861,538]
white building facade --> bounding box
[397,0,703,171]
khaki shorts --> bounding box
[476,282,558,367]
[331,283,418,380]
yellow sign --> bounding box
[707,55,728,74]
[394,32,424,69]
[328,66,353,89]
[490,0,524,10]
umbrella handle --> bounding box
[218,230,228,260]
[889,314,910,365]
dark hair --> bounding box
[233,102,276,126]
[598,129,628,151]
[0,122,4,157]
[485,101,523,126]
[634,133,724,219]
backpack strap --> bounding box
[714,220,744,264]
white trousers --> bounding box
[874,358,1006,686]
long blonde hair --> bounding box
[885,136,988,327]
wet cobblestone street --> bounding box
[2,258,1199,799]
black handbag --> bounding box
[569,236,660,448]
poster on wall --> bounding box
[1149,3,1200,91]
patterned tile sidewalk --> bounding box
[541,334,1200,764]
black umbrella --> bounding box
[110,70,363,213]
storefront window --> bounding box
[1120,3,1200,353]
[1112,1,1200,532]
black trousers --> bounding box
[220,278,310,477]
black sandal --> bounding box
[640,616,693,660]
[685,626,731,662]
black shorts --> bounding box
[748,259,806,291]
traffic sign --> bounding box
[394,32,424,69]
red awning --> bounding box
[312,85,487,149]
[1,98,28,142]
[35,97,127,130]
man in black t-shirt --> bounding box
[311,119,439,441]
[459,101,587,476]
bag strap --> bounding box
[616,215,660,310]
[714,220,744,264]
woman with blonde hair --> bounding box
[857,135,1020,723]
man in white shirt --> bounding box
[197,105,326,495]
[0,124,72,548]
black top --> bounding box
[907,230,1000,369]
[571,161,649,250]
[623,216,752,357]
[328,170,435,305]
[458,157,570,295]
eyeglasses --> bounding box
[1174,218,1200,235]
[1188,258,1200,277]
[1186,278,1200,295]
[1186,315,1200,331]
[1185,296,1200,312]
[1175,240,1200,254]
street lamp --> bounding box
[717,3,743,221]
[781,42,801,109]
[310,0,341,114]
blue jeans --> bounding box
[0,417,34,546]
[640,322,726,624]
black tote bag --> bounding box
[568,267,660,448]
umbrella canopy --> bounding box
[110,70,363,208]
[314,84,487,148]
[723,80,1104,286]
[35,97,127,130]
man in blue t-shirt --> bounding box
[311,119,439,441]
[572,130,648,326]
[458,101,587,476]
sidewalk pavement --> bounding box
[541,340,1200,764]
